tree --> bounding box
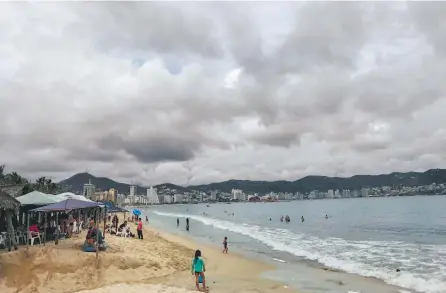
[1,166,66,195]
[10,172,24,184]
[0,165,4,180]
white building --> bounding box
[147,187,160,204]
[327,189,334,199]
[125,195,135,205]
[309,190,319,199]
[231,189,244,201]
[116,194,126,206]
[163,195,173,204]
[174,194,183,203]
[334,190,341,198]
[198,192,205,202]
[361,188,369,198]
[210,191,217,201]
[83,179,96,200]
[268,192,278,201]
[130,185,137,196]
[295,192,303,200]
[342,189,351,198]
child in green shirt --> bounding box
[191,250,207,291]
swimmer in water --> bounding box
[325,215,328,220]
[301,216,305,222]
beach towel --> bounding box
[83,246,96,252]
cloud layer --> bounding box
[1,2,446,186]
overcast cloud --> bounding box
[1,2,446,186]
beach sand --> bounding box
[0,219,293,293]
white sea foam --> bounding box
[153,211,446,293]
[272,257,287,263]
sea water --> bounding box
[141,195,446,293]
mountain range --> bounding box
[59,169,446,195]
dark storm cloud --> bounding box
[97,133,203,163]
[249,130,299,148]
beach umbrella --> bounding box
[133,209,141,216]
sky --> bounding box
[1,2,446,186]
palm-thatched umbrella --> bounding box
[0,190,21,211]
[0,187,22,250]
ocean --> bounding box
[140,195,446,293]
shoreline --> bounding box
[145,209,416,293]
[141,222,295,293]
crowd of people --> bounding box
[107,214,145,240]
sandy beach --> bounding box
[0,219,293,293]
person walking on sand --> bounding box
[223,237,228,254]
[191,250,207,291]
[137,218,143,240]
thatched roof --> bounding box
[0,190,21,211]
[0,183,24,198]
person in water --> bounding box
[325,214,329,220]
[191,250,206,291]
[177,218,180,227]
[301,216,305,222]
[186,217,190,231]
[223,237,228,254]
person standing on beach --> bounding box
[223,237,228,254]
[191,250,206,291]
[112,215,118,229]
[186,217,190,231]
[137,218,143,240]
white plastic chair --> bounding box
[28,231,42,245]
[72,221,77,233]
[122,227,130,238]
[116,226,129,238]
[78,221,83,234]
[15,231,26,244]
[0,233,6,248]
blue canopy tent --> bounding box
[28,199,104,249]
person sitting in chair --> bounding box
[83,220,107,251]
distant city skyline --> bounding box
[1,2,446,186]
